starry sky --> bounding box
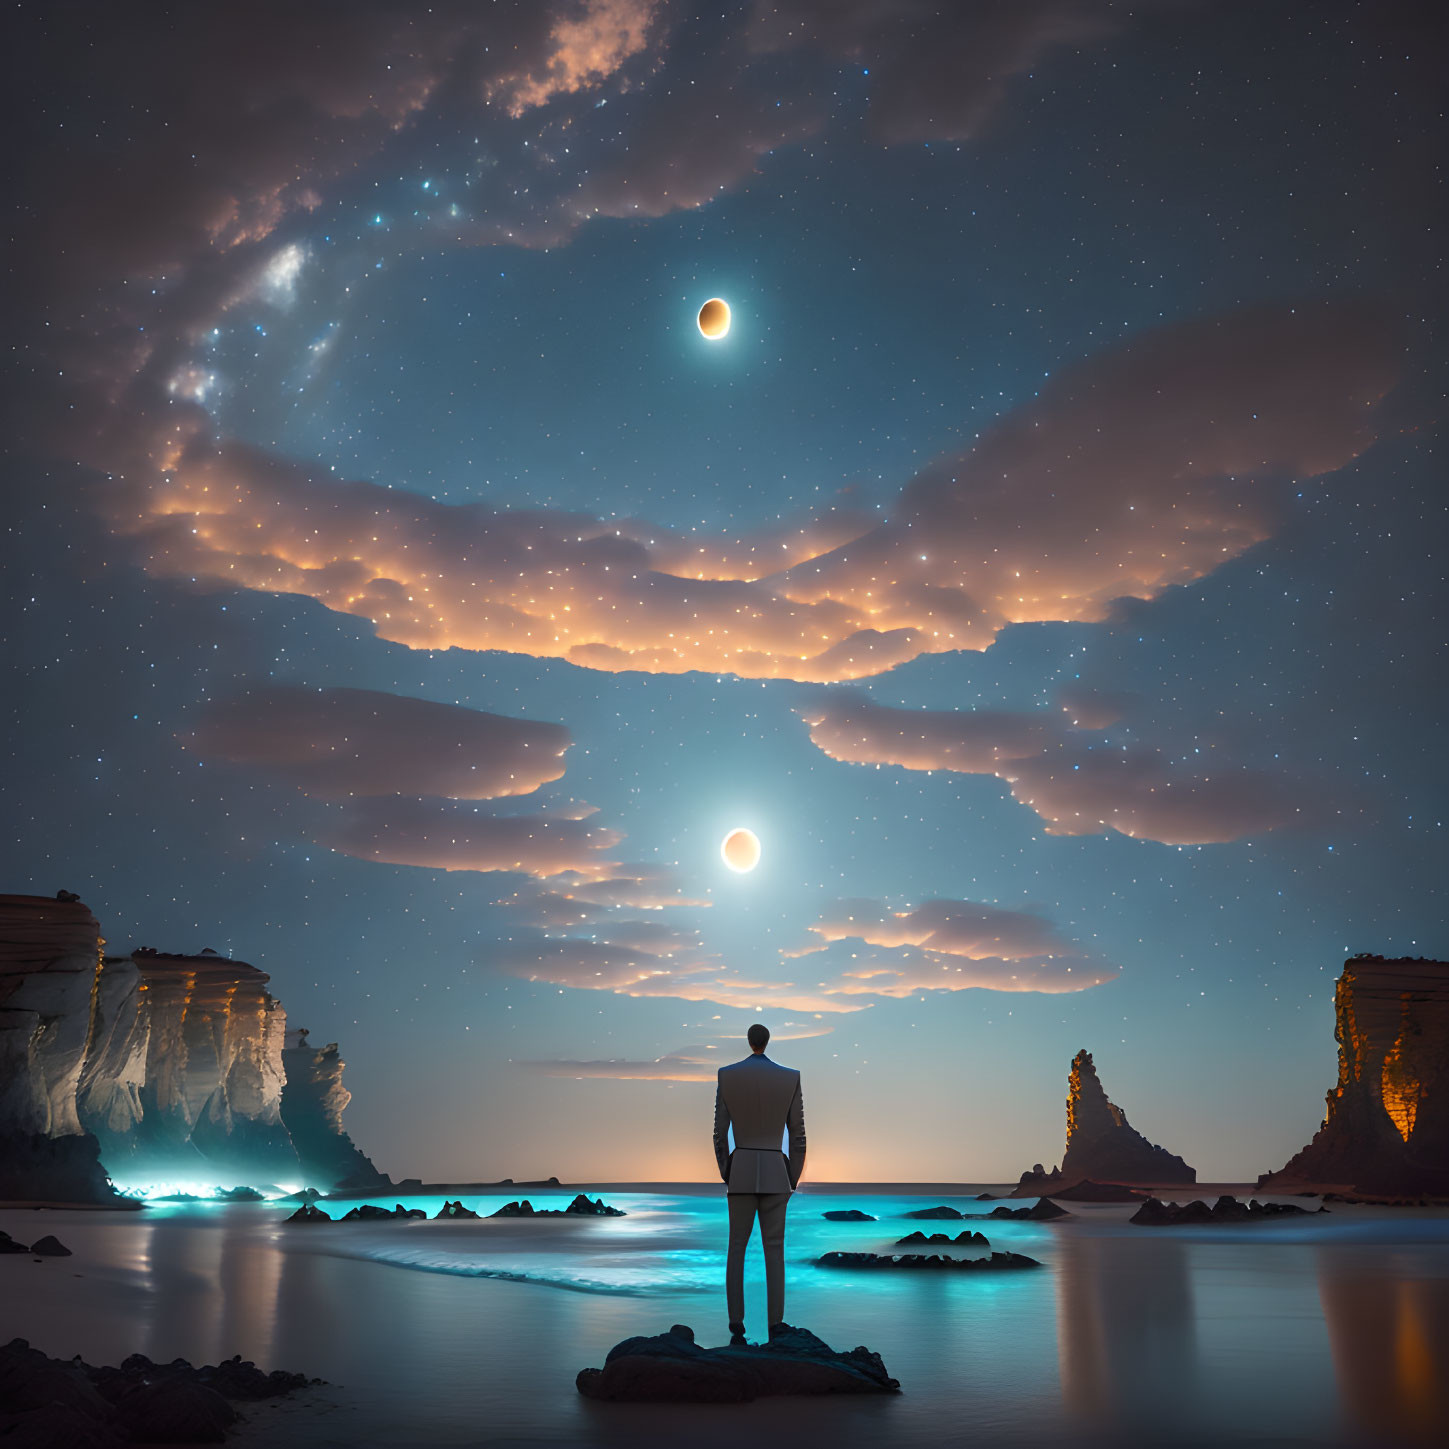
[3,0,1445,1184]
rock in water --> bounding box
[29,1235,71,1256]
[490,1195,625,1218]
[434,1199,479,1219]
[1131,1194,1326,1226]
[1049,1178,1147,1202]
[896,1229,990,1246]
[1016,1050,1195,1191]
[1259,956,1449,1197]
[988,1199,1069,1220]
[817,1250,1041,1271]
[285,1202,332,1224]
[902,1205,964,1219]
[576,1323,899,1401]
[822,1209,876,1221]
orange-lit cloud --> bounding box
[499,0,662,116]
[498,869,712,924]
[800,692,1310,844]
[186,685,571,799]
[500,893,1114,1010]
[787,897,1118,994]
[116,304,1397,683]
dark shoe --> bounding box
[729,1321,747,1347]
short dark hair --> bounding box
[747,1023,770,1051]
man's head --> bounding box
[747,1023,770,1053]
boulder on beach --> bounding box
[902,1205,964,1220]
[0,1231,30,1254]
[817,1250,1041,1271]
[822,1209,876,1221]
[576,1323,899,1402]
[0,1339,316,1446]
[28,1235,71,1256]
[1130,1194,1326,1226]
[896,1229,990,1246]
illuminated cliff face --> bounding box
[0,895,105,1139]
[2,896,385,1196]
[0,894,120,1201]
[118,949,296,1177]
[1054,1049,1195,1186]
[1264,957,1449,1195]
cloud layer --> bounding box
[799,692,1310,844]
[119,304,1396,683]
[187,685,571,799]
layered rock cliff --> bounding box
[1261,955,1449,1196]
[0,894,122,1201]
[1,892,387,1199]
[105,948,298,1181]
[1016,1049,1195,1192]
[281,1028,388,1190]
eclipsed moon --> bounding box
[721,828,760,873]
[697,297,731,340]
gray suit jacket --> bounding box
[713,1054,806,1194]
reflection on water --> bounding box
[1056,1231,1199,1432]
[1319,1250,1449,1445]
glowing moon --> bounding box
[721,827,760,873]
[697,297,731,340]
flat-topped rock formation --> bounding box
[818,1250,1041,1271]
[1260,956,1449,1197]
[1131,1194,1326,1226]
[1048,1178,1148,1202]
[576,1323,899,1401]
[118,949,297,1181]
[1,892,390,1200]
[902,1204,965,1219]
[1015,1049,1195,1192]
[822,1209,875,1221]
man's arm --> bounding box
[713,1074,732,1183]
[786,1074,807,1190]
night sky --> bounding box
[3,1,1444,1184]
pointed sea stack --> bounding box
[1016,1049,1195,1192]
[1259,956,1449,1197]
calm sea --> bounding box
[2,1188,1447,1447]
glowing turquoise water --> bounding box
[3,1189,1447,1446]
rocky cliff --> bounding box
[280,1029,388,1190]
[1261,955,1449,1196]
[105,948,298,1182]
[1016,1049,1196,1192]
[1,892,387,1199]
[0,894,122,1201]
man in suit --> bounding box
[712,1022,807,1344]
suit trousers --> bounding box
[726,1191,790,1327]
